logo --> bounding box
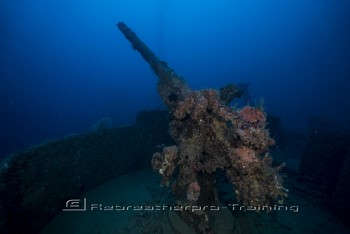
[62,198,87,211]
[62,198,299,213]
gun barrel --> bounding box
[117,22,189,108]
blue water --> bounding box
[1,0,350,158]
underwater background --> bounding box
[1,1,350,233]
[1,0,350,158]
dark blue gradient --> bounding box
[1,0,350,157]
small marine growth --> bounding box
[117,22,287,232]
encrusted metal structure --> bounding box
[117,22,286,232]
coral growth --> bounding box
[118,22,287,233]
[219,83,243,105]
[151,146,178,187]
[150,87,286,232]
[187,182,201,201]
[239,106,266,125]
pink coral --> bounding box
[187,182,201,201]
[239,106,266,124]
[232,146,258,164]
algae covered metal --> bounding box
[118,22,287,232]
